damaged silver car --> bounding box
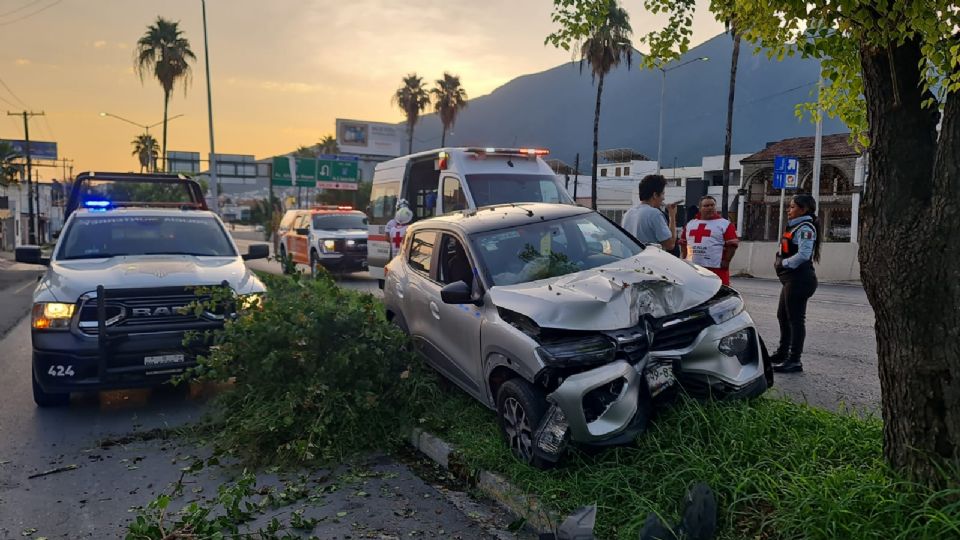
[384,203,771,467]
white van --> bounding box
[366,147,574,282]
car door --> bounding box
[402,229,442,361]
[291,213,310,264]
[422,233,484,399]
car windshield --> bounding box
[472,212,643,286]
[312,213,367,230]
[465,174,573,207]
[57,215,237,260]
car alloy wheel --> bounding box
[502,396,534,462]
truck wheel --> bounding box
[32,368,69,408]
[279,246,291,274]
[310,250,322,278]
[496,379,553,469]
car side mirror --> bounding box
[440,280,475,305]
[52,230,61,240]
[15,245,49,266]
[243,244,270,261]
[295,227,310,236]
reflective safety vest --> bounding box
[778,220,816,272]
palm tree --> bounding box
[318,134,339,155]
[0,141,21,186]
[579,0,632,210]
[431,73,468,147]
[135,17,196,172]
[131,133,159,172]
[392,73,430,154]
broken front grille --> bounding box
[651,311,713,351]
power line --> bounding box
[0,0,44,19]
[0,0,63,27]
[0,76,29,109]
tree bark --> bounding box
[858,36,960,488]
[591,73,604,210]
[407,119,414,155]
[721,29,741,218]
[441,127,446,148]
[161,90,170,173]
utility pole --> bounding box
[9,111,44,244]
[201,0,220,215]
[572,153,580,203]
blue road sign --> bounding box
[773,155,799,189]
[1,139,57,160]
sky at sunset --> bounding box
[1,0,724,176]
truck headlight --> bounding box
[320,239,336,253]
[535,335,616,367]
[708,295,744,325]
[32,302,75,330]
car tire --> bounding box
[279,246,291,274]
[496,378,553,469]
[310,250,321,278]
[32,368,69,408]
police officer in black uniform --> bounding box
[771,194,820,373]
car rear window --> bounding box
[57,215,237,260]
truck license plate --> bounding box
[144,353,185,366]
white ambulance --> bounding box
[366,147,574,284]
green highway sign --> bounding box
[317,159,358,183]
[271,156,317,187]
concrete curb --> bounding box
[408,428,560,534]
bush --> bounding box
[189,272,435,466]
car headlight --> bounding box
[239,293,264,310]
[536,335,616,367]
[320,239,336,253]
[32,302,75,330]
[708,295,744,325]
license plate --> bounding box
[645,362,677,397]
[144,353,185,366]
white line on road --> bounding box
[12,280,36,295]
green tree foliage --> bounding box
[431,73,468,147]
[318,134,339,155]
[135,17,196,171]
[584,0,960,488]
[392,73,430,154]
[0,141,21,186]
[547,0,632,209]
[131,133,159,173]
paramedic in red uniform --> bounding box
[679,195,739,285]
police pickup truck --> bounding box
[15,172,268,407]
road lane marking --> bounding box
[12,280,36,295]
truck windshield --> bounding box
[465,174,573,207]
[57,215,237,260]
[312,213,367,230]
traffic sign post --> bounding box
[773,155,799,235]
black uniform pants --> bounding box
[776,270,818,358]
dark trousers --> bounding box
[776,270,818,358]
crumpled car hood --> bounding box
[488,246,721,331]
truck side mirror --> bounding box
[15,245,49,266]
[243,244,270,261]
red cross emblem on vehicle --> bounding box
[392,231,403,249]
[689,222,712,244]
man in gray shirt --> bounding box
[621,174,678,251]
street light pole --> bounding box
[656,57,709,175]
[202,0,219,215]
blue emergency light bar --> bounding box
[84,200,111,208]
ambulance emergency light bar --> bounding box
[438,148,550,170]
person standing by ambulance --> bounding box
[679,195,739,285]
[770,194,821,373]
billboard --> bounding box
[336,119,402,157]
[1,139,57,160]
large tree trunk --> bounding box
[591,73,604,210]
[721,29,741,218]
[407,121,414,154]
[859,37,960,488]
[441,126,446,148]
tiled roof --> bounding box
[741,133,859,163]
